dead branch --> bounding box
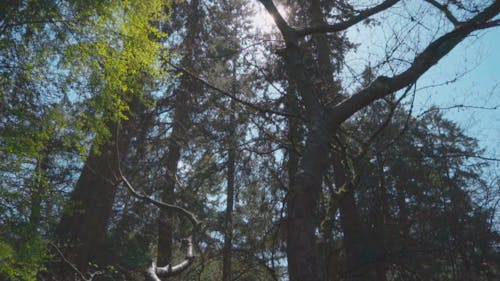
[118,169,200,226]
[117,165,200,280]
[145,237,195,280]
[164,61,303,120]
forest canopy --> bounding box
[0,1,499,281]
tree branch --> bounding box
[477,18,500,29]
[423,0,461,26]
[117,166,199,280]
[118,170,200,226]
[145,237,195,280]
[49,242,103,281]
[416,104,499,118]
[330,0,500,125]
[257,0,298,45]
[355,84,413,160]
[296,0,400,36]
[166,61,303,120]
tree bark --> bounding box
[283,2,343,279]
[255,1,500,280]
[280,20,330,281]
[157,74,191,265]
[286,116,330,281]
[55,116,138,273]
[157,0,201,265]
[222,108,236,281]
[371,156,388,281]
[332,157,366,281]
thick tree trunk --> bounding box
[281,29,331,281]
[284,2,343,279]
[286,117,330,281]
[280,33,330,281]
[332,157,366,281]
[55,117,137,273]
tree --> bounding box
[339,107,500,281]
[157,0,205,266]
[1,1,499,281]
[254,1,500,280]
[42,0,172,277]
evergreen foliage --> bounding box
[0,0,499,280]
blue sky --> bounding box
[342,16,500,224]
[342,3,500,170]
[415,27,499,164]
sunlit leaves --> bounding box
[1,1,174,279]
[60,0,172,149]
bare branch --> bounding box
[477,18,500,29]
[296,0,400,36]
[49,242,103,281]
[355,84,414,160]
[115,133,199,281]
[417,104,499,118]
[118,170,200,226]
[330,0,500,125]
[424,0,461,26]
[117,165,199,280]
[145,237,195,280]
[166,61,304,120]
[401,153,500,162]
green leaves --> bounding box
[1,1,174,278]
[61,0,172,148]
[0,225,47,281]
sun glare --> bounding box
[250,3,288,34]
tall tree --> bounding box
[1,1,499,281]
[51,0,172,275]
[157,0,205,266]
[255,1,500,280]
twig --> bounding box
[354,84,414,160]
[423,0,461,26]
[49,242,103,281]
[115,139,200,280]
[165,61,304,120]
[118,169,201,226]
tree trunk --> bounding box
[55,117,137,273]
[281,29,330,281]
[30,145,51,231]
[157,75,190,265]
[157,0,201,265]
[222,107,236,281]
[286,117,330,281]
[371,156,388,281]
[283,1,343,278]
[332,157,366,281]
